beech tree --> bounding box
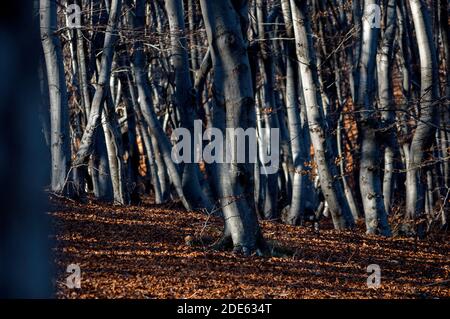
[199,0,266,254]
[354,0,390,235]
[40,0,71,194]
[404,0,440,235]
[34,0,448,245]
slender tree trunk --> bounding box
[405,0,439,235]
[165,0,213,212]
[187,0,199,72]
[92,127,113,201]
[40,0,71,194]
[280,0,308,222]
[377,0,399,216]
[290,0,354,229]
[75,0,91,119]
[438,0,449,194]
[355,0,391,236]
[101,92,130,205]
[74,0,122,165]
[126,0,192,210]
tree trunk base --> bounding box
[210,231,270,257]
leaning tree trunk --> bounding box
[40,0,71,194]
[355,0,391,236]
[405,0,439,234]
[165,0,213,212]
[199,0,266,254]
[74,0,122,165]
[290,0,354,230]
[126,0,192,210]
[75,0,91,120]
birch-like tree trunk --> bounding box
[377,0,398,215]
[290,0,354,229]
[255,0,280,220]
[101,94,129,205]
[126,0,192,210]
[355,0,391,236]
[280,0,309,225]
[74,0,122,165]
[405,0,439,233]
[40,0,71,194]
[165,0,213,212]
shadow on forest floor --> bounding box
[49,196,450,299]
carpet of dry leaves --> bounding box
[49,196,449,299]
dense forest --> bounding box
[0,0,449,298]
[42,0,448,244]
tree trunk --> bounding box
[199,0,266,254]
[290,0,354,230]
[165,0,213,212]
[101,94,129,205]
[126,0,192,210]
[354,0,391,236]
[405,0,439,235]
[255,0,280,220]
[40,0,71,194]
[74,0,122,165]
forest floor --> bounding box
[49,196,450,299]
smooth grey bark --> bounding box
[165,0,213,212]
[74,0,122,165]
[65,2,87,199]
[75,0,91,119]
[136,118,163,204]
[101,95,129,205]
[116,54,141,204]
[131,81,168,203]
[149,132,171,202]
[255,0,280,220]
[199,0,266,254]
[187,0,199,71]
[118,46,164,204]
[290,0,354,229]
[396,1,413,185]
[127,56,168,202]
[92,126,114,201]
[283,52,307,225]
[355,0,391,236]
[405,0,439,230]
[126,0,192,210]
[332,50,361,221]
[336,114,360,221]
[40,0,71,194]
[255,93,268,216]
[377,0,398,215]
[280,0,307,223]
